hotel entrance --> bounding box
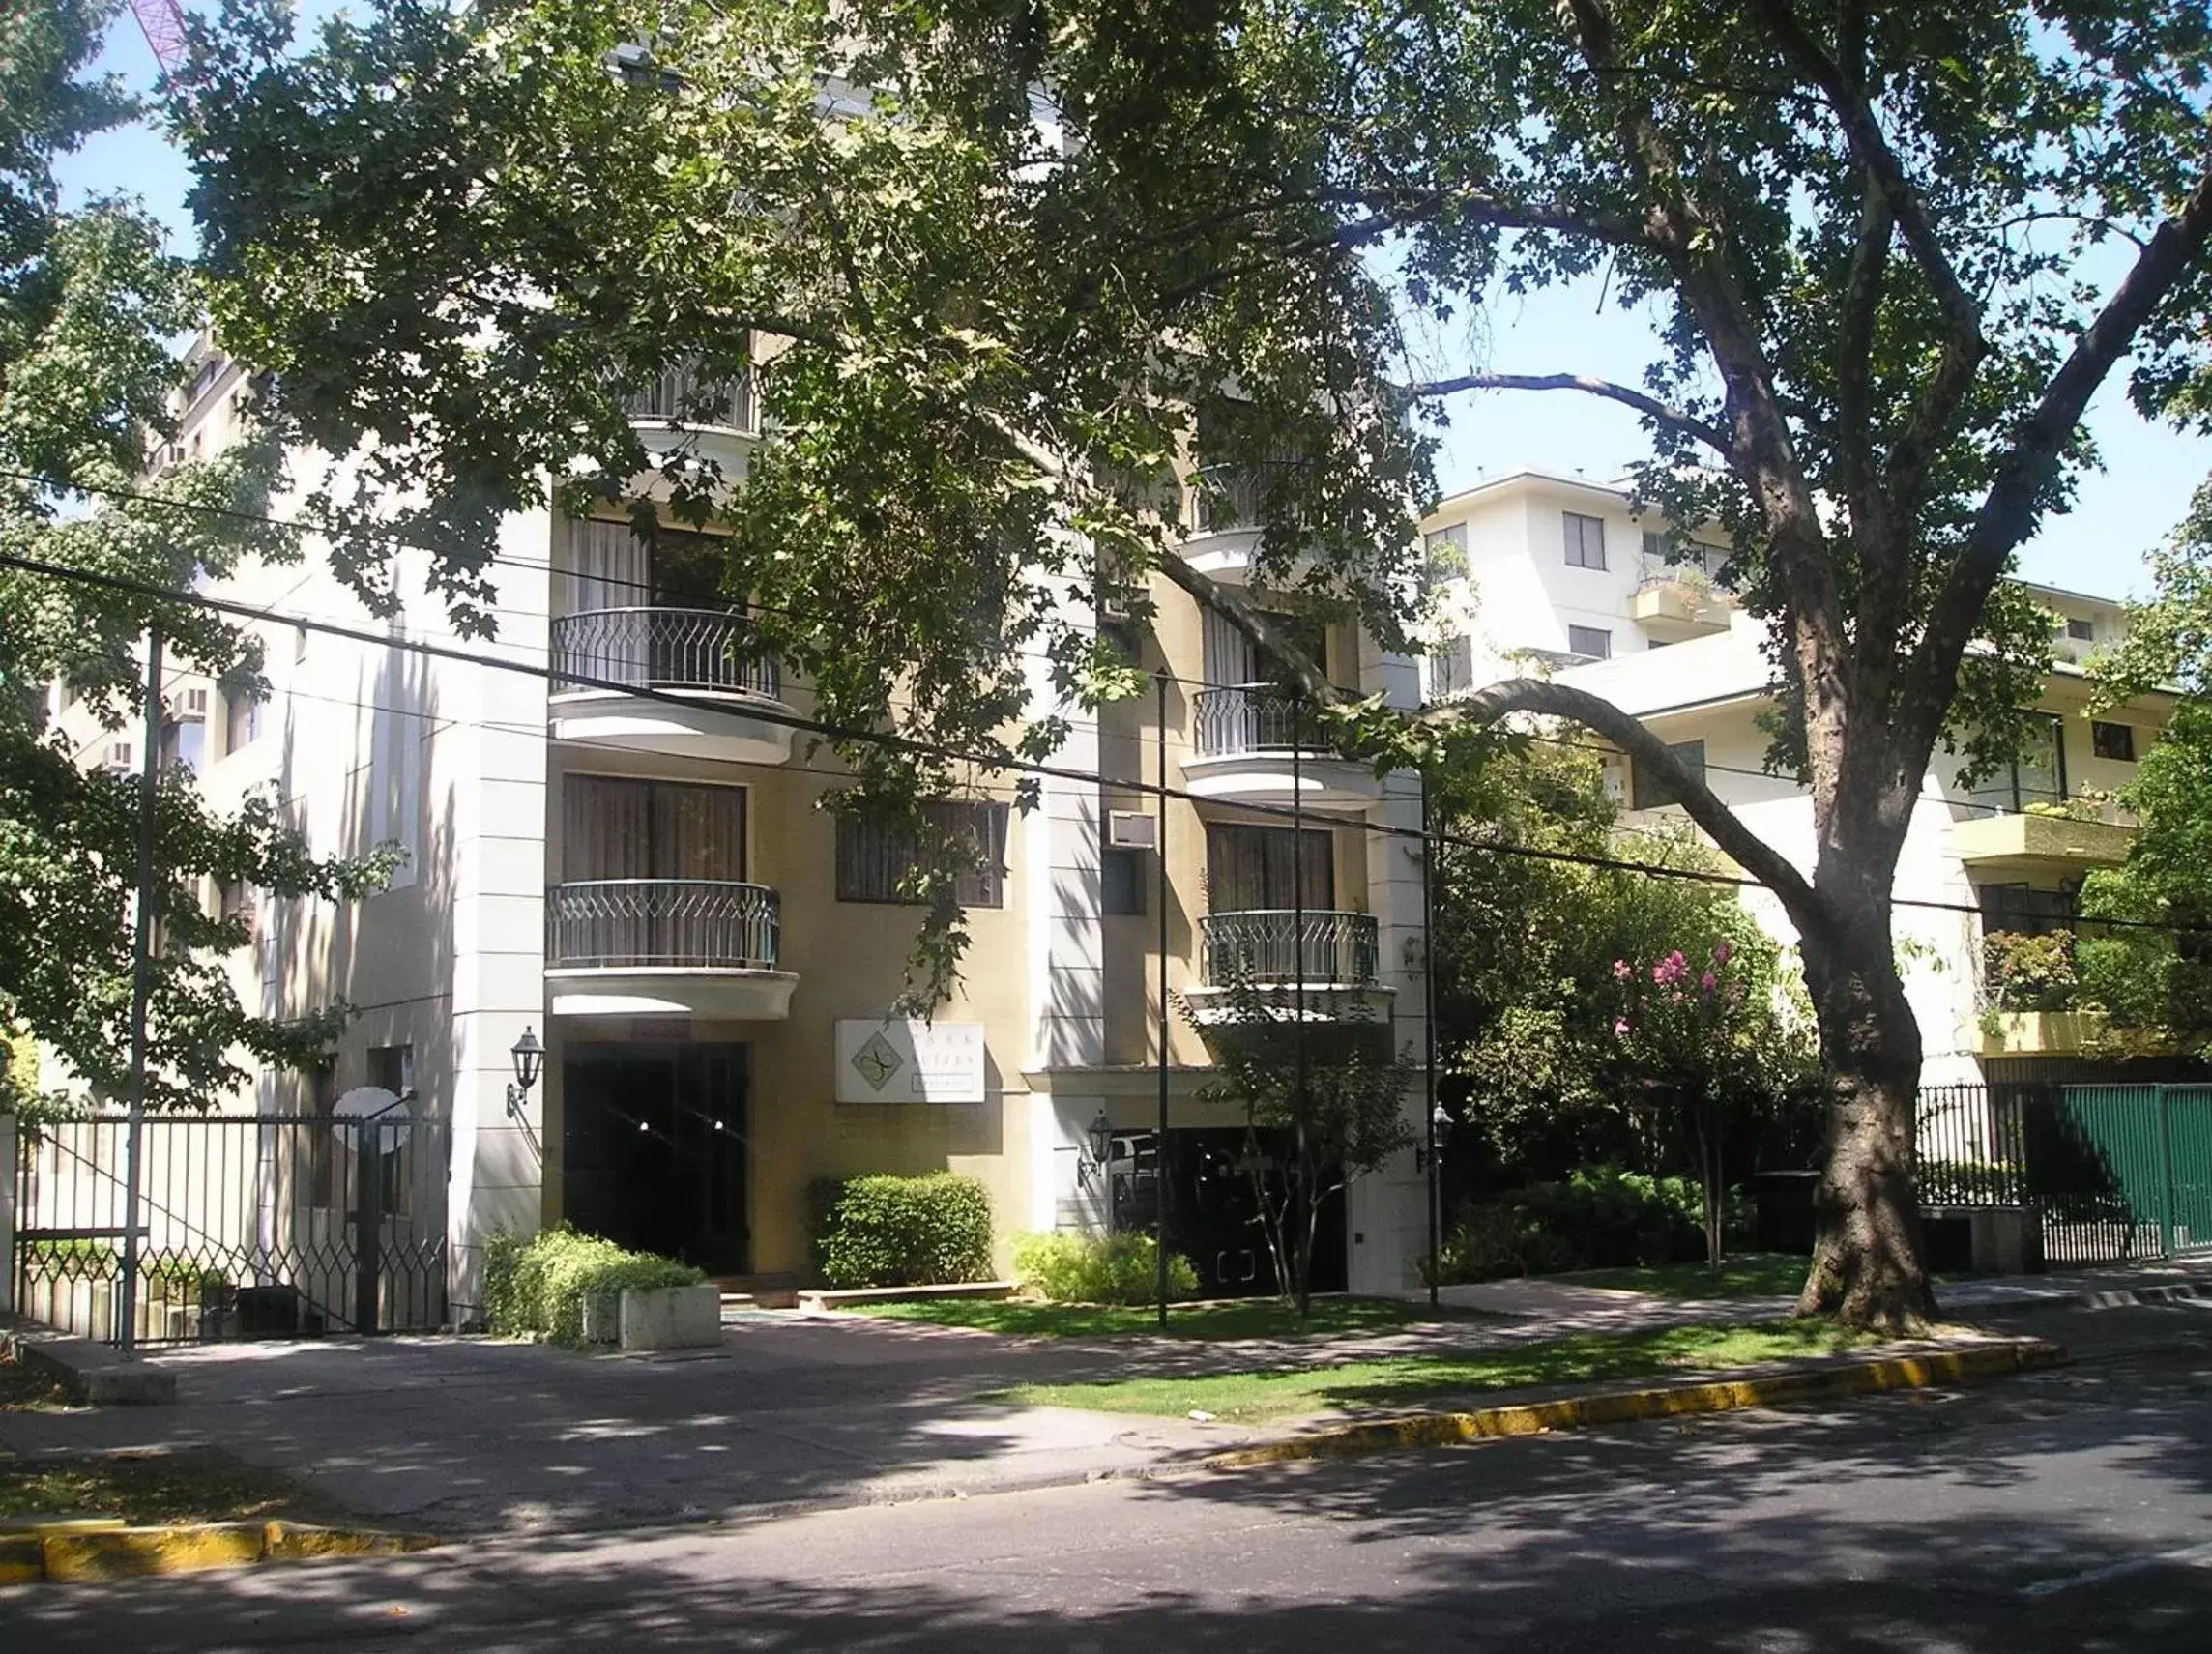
[560,1042,750,1273]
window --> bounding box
[1976,883,2077,938]
[1205,823,1332,912]
[2091,720,2137,762]
[1563,512,1607,570]
[1566,624,1613,661]
[1631,740,1708,811]
[564,775,747,882]
[223,687,260,754]
[160,716,205,776]
[1102,846,1147,916]
[1431,635,1474,698]
[1423,521,1469,573]
[835,801,1009,907]
[2066,617,2095,642]
[1964,713,2067,813]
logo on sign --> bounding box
[850,1030,904,1092]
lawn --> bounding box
[855,1295,1496,1341]
[992,1319,1886,1423]
[1555,1254,1814,1300]
[0,1448,332,1527]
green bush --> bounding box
[481,1225,703,1346]
[808,1173,994,1288]
[1431,1165,1714,1284]
[1011,1231,1202,1304]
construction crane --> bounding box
[125,0,190,74]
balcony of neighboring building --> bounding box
[1965,917,2109,1059]
[1182,681,1382,809]
[549,519,796,765]
[546,775,797,1020]
[1946,718,2135,872]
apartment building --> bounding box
[33,348,1432,1330]
[1420,469,2180,1088]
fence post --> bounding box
[2156,1086,2180,1261]
[353,1122,384,1334]
[0,1113,15,1316]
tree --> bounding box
[175,3,2212,1326]
[1181,978,1416,1319]
[0,1,383,1111]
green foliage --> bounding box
[1009,1231,1200,1306]
[808,1173,995,1289]
[1981,930,2080,1013]
[480,1225,704,1346]
[1429,1167,1721,1285]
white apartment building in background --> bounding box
[1419,470,2181,1090]
[19,346,1437,1341]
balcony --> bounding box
[1179,909,1393,1023]
[548,606,796,765]
[545,879,798,1020]
[1630,574,1732,641]
[623,365,756,477]
[1182,683,1382,810]
[1970,1010,2107,1059]
[1947,809,2135,874]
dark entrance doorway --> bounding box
[1111,1126,1348,1299]
[561,1042,750,1273]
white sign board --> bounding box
[834,1020,988,1104]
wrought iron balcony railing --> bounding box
[622,364,754,432]
[1191,682,1341,759]
[550,606,780,700]
[546,879,781,972]
[1199,909,1379,987]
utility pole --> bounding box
[119,626,164,1355]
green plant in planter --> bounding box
[481,1226,703,1347]
[1982,930,2080,1012]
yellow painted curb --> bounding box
[0,1520,442,1584]
[1200,1338,2067,1472]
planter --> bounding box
[580,1290,620,1346]
[1971,1009,2106,1057]
[617,1283,721,1351]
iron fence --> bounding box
[1192,683,1333,758]
[12,1112,447,1346]
[1914,1081,2212,1266]
[1199,909,1378,987]
[622,363,754,432]
[547,878,781,971]
[550,606,781,700]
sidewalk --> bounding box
[4,1259,2204,1538]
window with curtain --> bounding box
[564,518,731,614]
[836,801,1010,906]
[562,775,747,883]
[1205,823,1334,912]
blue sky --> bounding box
[65,11,2208,601]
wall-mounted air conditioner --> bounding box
[167,686,209,720]
[1107,810,1157,850]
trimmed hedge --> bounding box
[1011,1231,1201,1305]
[808,1173,994,1288]
[482,1225,703,1346]
[1432,1166,1722,1284]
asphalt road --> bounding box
[7,1300,2211,1652]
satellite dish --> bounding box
[334,1085,410,1140]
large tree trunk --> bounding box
[1794,879,1936,1332]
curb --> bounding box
[1955,1281,2212,1316]
[0,1519,441,1585]
[1196,1337,2069,1472]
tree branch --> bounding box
[1908,168,2212,751]
[1423,676,1822,922]
[1400,371,1730,454]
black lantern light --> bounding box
[1431,1100,1454,1146]
[506,1027,545,1119]
[1080,1108,1114,1186]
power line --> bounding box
[9,539,2204,939]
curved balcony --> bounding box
[1182,683,1381,810]
[1181,909,1393,1024]
[548,606,796,765]
[623,365,756,477]
[545,879,798,1020]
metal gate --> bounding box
[10,1112,447,1346]
[1917,1083,2212,1267]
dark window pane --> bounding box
[1566,624,1612,660]
[1205,823,1333,911]
[1563,512,1607,569]
[835,802,1008,908]
[2091,720,2136,762]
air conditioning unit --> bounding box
[167,686,209,720]
[1107,810,1157,850]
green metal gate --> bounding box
[2048,1085,2212,1261]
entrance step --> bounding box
[708,1272,800,1310]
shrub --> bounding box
[1430,1165,1714,1284]
[481,1225,703,1346]
[1011,1231,1201,1305]
[808,1173,994,1288]
[1983,930,2079,1011]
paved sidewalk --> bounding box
[3,1259,2204,1537]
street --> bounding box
[6,1301,2211,1651]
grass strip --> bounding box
[991,1319,1888,1422]
[854,1296,1497,1341]
[0,1449,334,1527]
[1551,1255,1814,1301]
